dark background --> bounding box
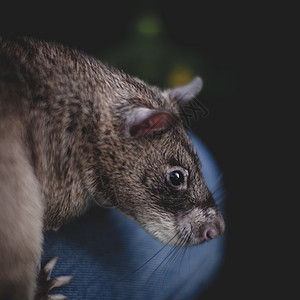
[1,1,291,298]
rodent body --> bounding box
[0,36,225,299]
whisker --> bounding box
[209,172,224,192]
[145,228,190,287]
[160,231,191,286]
[145,243,179,284]
[114,232,180,285]
[179,232,192,269]
[218,188,231,221]
[164,236,187,274]
[211,182,225,196]
[212,188,227,206]
[174,233,191,282]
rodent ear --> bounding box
[125,107,178,138]
[163,77,203,106]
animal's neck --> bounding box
[29,94,104,230]
[5,37,115,228]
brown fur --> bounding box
[0,35,224,299]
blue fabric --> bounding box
[42,133,226,299]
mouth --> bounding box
[134,206,225,247]
[175,207,225,246]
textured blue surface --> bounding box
[42,133,226,299]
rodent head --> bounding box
[95,76,225,246]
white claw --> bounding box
[50,276,73,289]
[48,294,67,300]
[44,256,59,279]
[36,257,71,300]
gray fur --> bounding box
[0,35,225,299]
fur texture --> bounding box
[0,35,225,299]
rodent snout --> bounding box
[202,224,221,242]
[197,218,225,244]
[177,207,225,245]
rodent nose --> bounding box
[202,224,220,242]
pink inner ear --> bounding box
[130,112,176,137]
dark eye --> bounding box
[166,166,188,190]
[169,171,184,186]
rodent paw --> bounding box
[35,256,72,300]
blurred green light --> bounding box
[167,63,194,87]
[136,15,160,37]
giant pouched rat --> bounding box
[0,35,225,300]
